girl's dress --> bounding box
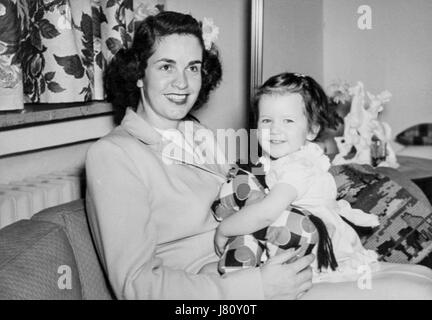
[262,142,381,282]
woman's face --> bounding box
[140,34,203,129]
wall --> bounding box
[0,141,94,184]
[262,0,323,83]
[167,0,250,132]
[0,115,114,184]
[0,114,114,156]
[323,0,432,143]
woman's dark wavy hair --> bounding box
[104,11,223,124]
[251,72,342,139]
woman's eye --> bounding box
[160,64,173,71]
[261,119,271,124]
[283,119,293,124]
[189,65,201,73]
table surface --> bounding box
[397,155,432,181]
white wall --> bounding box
[0,141,94,184]
[262,0,323,83]
[167,0,250,131]
[0,115,114,156]
[0,115,114,184]
[323,0,432,140]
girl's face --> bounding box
[139,34,203,129]
[257,93,317,159]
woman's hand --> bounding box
[260,249,314,300]
[214,228,229,256]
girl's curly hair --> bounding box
[251,72,342,139]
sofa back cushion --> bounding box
[0,220,82,299]
[32,199,114,300]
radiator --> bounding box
[0,168,84,229]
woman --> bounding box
[86,11,313,300]
[86,11,432,300]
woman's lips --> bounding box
[165,93,189,104]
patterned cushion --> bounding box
[396,123,432,145]
[0,220,82,300]
[329,164,432,267]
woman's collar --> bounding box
[121,108,203,145]
[121,107,162,145]
[119,108,230,180]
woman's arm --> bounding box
[85,138,265,300]
[218,183,297,237]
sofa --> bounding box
[0,199,114,300]
[0,165,431,300]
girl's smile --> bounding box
[269,137,287,144]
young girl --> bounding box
[215,72,383,282]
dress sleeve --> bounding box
[85,139,264,300]
[272,160,314,200]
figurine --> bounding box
[332,82,399,168]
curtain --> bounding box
[0,0,165,111]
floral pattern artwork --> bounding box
[0,0,24,110]
[0,0,165,111]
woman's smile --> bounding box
[164,93,190,105]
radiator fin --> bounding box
[0,168,84,229]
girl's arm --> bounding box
[218,183,298,237]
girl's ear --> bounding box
[306,124,320,141]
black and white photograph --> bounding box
[1,0,432,305]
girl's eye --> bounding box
[283,119,293,124]
[261,119,271,124]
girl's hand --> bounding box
[260,249,315,300]
[214,229,229,256]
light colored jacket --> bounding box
[85,108,264,299]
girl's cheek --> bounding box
[257,128,270,141]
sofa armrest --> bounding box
[32,199,114,300]
[330,163,432,266]
[375,166,432,210]
[0,220,83,299]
